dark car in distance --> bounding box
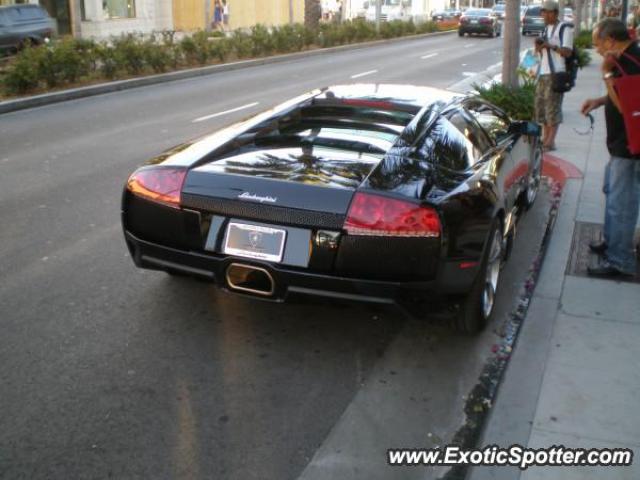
[122,85,542,333]
[431,9,461,21]
[491,3,506,20]
[458,9,501,37]
[0,4,56,55]
[522,5,545,36]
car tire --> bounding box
[458,30,464,36]
[522,140,543,209]
[453,218,504,334]
[522,29,527,36]
[488,28,495,38]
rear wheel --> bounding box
[453,219,503,334]
[458,30,464,36]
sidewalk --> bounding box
[469,59,640,479]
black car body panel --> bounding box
[122,85,540,306]
[0,4,56,54]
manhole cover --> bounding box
[566,221,640,283]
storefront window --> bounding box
[103,0,135,19]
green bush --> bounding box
[350,18,377,41]
[318,23,342,47]
[73,38,99,71]
[416,21,439,34]
[45,38,92,86]
[210,38,230,62]
[143,41,172,73]
[95,42,120,79]
[111,34,146,75]
[271,24,301,53]
[2,44,43,94]
[2,19,454,96]
[380,20,410,38]
[250,24,275,56]
[575,29,593,49]
[473,73,536,121]
[576,46,591,68]
[191,30,215,64]
[230,30,253,58]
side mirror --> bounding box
[508,120,541,137]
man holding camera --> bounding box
[581,18,640,278]
[534,0,574,151]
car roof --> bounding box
[466,8,492,14]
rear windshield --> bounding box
[493,5,505,12]
[525,6,541,16]
[466,9,491,16]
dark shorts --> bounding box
[535,75,564,126]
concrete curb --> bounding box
[0,29,456,115]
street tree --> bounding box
[502,0,522,88]
[574,0,584,30]
[305,0,321,29]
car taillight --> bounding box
[126,167,187,207]
[480,17,492,24]
[344,192,440,237]
[460,17,468,23]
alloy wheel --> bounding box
[526,143,543,206]
[482,228,503,319]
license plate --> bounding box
[471,19,478,24]
[224,222,287,263]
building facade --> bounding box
[1,0,306,39]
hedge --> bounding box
[1,19,456,96]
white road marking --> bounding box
[420,52,439,60]
[350,69,378,79]
[464,43,476,48]
[462,72,477,77]
[192,102,260,123]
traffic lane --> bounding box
[0,186,551,480]
[0,32,500,155]
[0,221,403,480]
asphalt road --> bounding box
[0,32,543,480]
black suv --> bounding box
[0,4,56,55]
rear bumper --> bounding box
[459,25,494,34]
[124,230,478,305]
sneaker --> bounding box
[587,259,635,278]
[589,240,607,255]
